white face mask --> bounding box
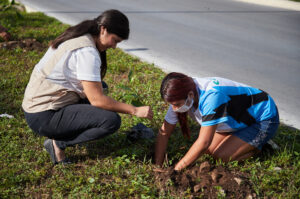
[173,97,194,113]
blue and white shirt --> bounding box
[164,77,278,132]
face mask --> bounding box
[174,97,194,113]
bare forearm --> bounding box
[82,80,135,114]
[155,132,169,166]
[176,141,208,169]
[175,125,217,170]
[91,95,135,115]
[82,81,152,119]
[154,121,175,167]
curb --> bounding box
[233,0,300,11]
[11,0,37,13]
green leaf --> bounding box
[128,69,133,82]
[132,99,143,107]
[16,11,23,19]
[117,84,131,91]
[88,177,95,183]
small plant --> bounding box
[0,0,24,18]
[214,185,226,199]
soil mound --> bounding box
[155,161,256,198]
[0,38,45,51]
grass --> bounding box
[1,3,300,198]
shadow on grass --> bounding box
[68,127,160,164]
[67,123,201,165]
[251,124,300,162]
[68,122,300,165]
[64,121,300,165]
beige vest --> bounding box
[22,34,97,113]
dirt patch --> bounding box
[0,38,45,51]
[154,161,256,198]
[0,25,12,41]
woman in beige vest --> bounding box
[22,10,153,164]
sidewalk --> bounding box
[233,0,300,11]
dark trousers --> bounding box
[24,100,121,150]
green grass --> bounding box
[1,6,300,198]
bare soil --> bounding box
[154,161,257,199]
[0,38,45,51]
[0,25,11,41]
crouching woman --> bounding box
[155,72,279,171]
[22,10,153,164]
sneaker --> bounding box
[43,139,72,165]
[267,139,280,150]
[43,139,57,164]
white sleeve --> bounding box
[164,105,178,124]
[75,47,101,82]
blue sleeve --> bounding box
[200,91,230,126]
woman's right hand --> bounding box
[134,106,153,119]
[82,81,154,118]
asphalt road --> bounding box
[18,0,300,129]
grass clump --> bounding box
[1,6,299,198]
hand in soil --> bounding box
[153,167,166,173]
[153,166,176,173]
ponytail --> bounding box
[178,112,190,138]
[100,51,107,80]
[50,20,98,49]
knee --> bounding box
[205,149,212,156]
[206,145,216,156]
[105,112,121,133]
[112,113,121,132]
[210,149,231,162]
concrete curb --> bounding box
[233,0,300,11]
[10,0,37,13]
[23,4,37,13]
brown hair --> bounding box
[160,72,198,138]
[50,9,129,79]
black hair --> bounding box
[50,9,129,79]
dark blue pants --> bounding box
[24,99,121,150]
